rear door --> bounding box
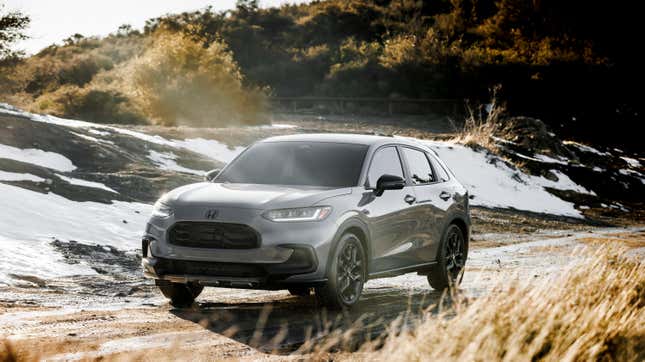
[362,146,419,274]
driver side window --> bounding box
[367,147,404,187]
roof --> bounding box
[259,133,426,148]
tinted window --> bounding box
[217,142,368,187]
[430,155,450,182]
[402,148,435,184]
[367,147,404,187]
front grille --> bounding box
[155,258,266,278]
[168,222,260,249]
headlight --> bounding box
[262,206,332,222]
[151,200,173,218]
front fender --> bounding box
[325,215,371,276]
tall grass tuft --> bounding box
[360,246,644,361]
[453,87,504,151]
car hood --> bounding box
[163,182,351,210]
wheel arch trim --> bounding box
[325,217,371,276]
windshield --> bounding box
[216,141,368,187]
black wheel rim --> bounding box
[337,240,364,304]
[445,229,465,281]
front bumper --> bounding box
[141,205,338,286]
[142,205,338,288]
[142,242,325,288]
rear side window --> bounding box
[402,147,435,184]
[429,154,450,182]
[367,147,404,187]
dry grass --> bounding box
[452,88,504,151]
[349,246,644,361]
[578,236,645,249]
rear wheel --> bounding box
[287,287,311,296]
[428,224,467,290]
[315,233,366,309]
[155,280,203,307]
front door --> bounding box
[361,146,419,273]
[399,147,449,264]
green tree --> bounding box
[0,3,30,58]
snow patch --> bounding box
[147,150,206,176]
[621,156,641,168]
[172,138,245,163]
[0,183,150,283]
[0,183,149,247]
[491,136,517,145]
[420,140,584,217]
[0,143,76,172]
[0,171,45,182]
[55,173,118,193]
[534,154,568,165]
[609,203,629,212]
[0,236,98,285]
[268,123,297,129]
[1,104,243,164]
[508,151,568,165]
[564,141,608,156]
[618,169,645,184]
[535,170,596,195]
[71,131,114,145]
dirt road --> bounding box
[2,225,642,361]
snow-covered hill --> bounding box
[1,103,643,285]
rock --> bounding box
[497,116,575,159]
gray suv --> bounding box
[142,134,470,309]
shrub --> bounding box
[128,30,266,126]
[36,85,145,124]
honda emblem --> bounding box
[205,209,219,219]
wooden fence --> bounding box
[268,96,464,116]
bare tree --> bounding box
[0,3,30,58]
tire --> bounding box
[428,224,468,290]
[315,233,366,309]
[287,287,311,296]
[155,280,203,307]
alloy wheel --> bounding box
[336,240,364,304]
[444,228,466,281]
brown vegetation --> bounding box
[127,30,266,126]
[355,246,644,361]
[0,26,266,126]
[2,0,642,147]
[452,87,504,150]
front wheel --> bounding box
[315,233,366,309]
[155,280,203,307]
[428,224,468,290]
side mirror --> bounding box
[375,174,405,196]
[204,169,221,182]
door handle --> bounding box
[439,191,451,201]
[404,194,416,204]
